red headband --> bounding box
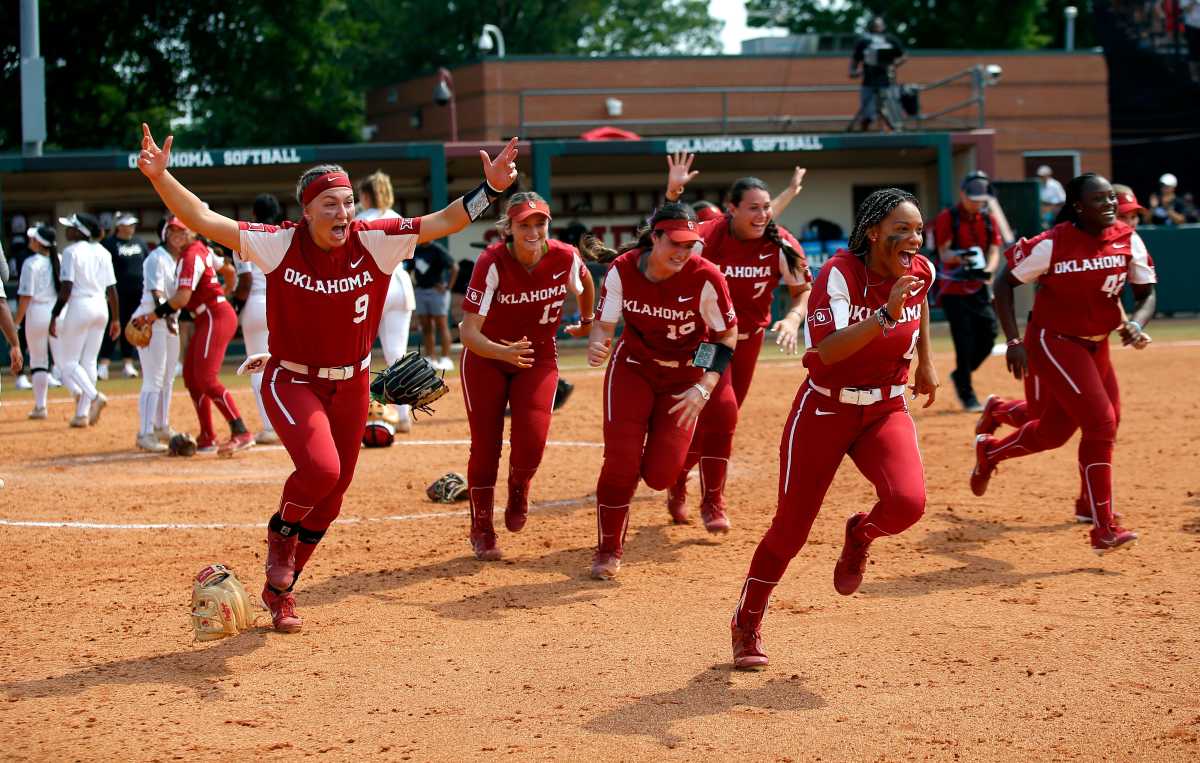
[301,171,352,206]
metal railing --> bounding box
[517,66,997,137]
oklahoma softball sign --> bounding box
[665,135,824,154]
[125,147,304,169]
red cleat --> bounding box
[218,431,256,458]
[470,531,503,562]
[701,501,731,534]
[970,435,997,497]
[667,481,690,525]
[1090,525,1138,555]
[975,394,1003,435]
[731,620,769,670]
[833,512,872,596]
[590,551,622,580]
[265,530,297,591]
[262,584,303,633]
[1074,497,1121,524]
[505,484,529,533]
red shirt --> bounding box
[462,240,587,349]
[237,217,421,367]
[803,251,935,390]
[697,218,811,331]
[598,248,736,367]
[175,242,225,312]
[931,205,1001,297]
[1008,221,1156,338]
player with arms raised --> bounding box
[136,124,518,632]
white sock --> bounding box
[32,372,49,409]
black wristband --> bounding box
[154,299,176,319]
[463,180,502,222]
[878,305,897,325]
[692,341,735,374]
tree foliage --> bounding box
[745,0,1095,51]
[0,0,722,151]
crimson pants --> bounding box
[985,328,1120,527]
[260,359,369,538]
[460,347,558,530]
[673,327,763,506]
[595,342,736,557]
[734,382,926,627]
[183,302,242,443]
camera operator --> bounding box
[932,172,1001,412]
[849,16,906,132]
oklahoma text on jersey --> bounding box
[283,267,376,294]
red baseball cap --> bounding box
[508,198,552,224]
[163,215,193,234]
[694,205,723,223]
[1116,190,1145,216]
[653,217,702,244]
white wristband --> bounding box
[691,383,711,401]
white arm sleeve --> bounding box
[17,259,35,296]
[698,281,731,332]
[475,262,501,317]
[567,251,586,296]
[599,268,623,323]
[826,264,852,330]
[238,227,296,274]
[1128,232,1157,285]
[1010,238,1054,284]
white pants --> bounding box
[59,296,107,411]
[240,293,272,432]
[25,302,61,410]
[379,282,413,423]
[136,315,181,435]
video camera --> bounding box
[946,246,989,281]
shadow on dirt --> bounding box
[584,665,824,747]
[865,514,1109,598]
[1,629,270,701]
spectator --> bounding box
[406,240,458,371]
[1184,0,1200,83]
[848,16,906,132]
[932,172,1002,412]
[1147,173,1187,225]
[1036,165,1067,228]
[1112,183,1148,226]
[1180,191,1200,222]
[98,212,150,378]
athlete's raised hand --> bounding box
[137,124,173,180]
[666,152,698,200]
[481,137,520,192]
[787,166,807,194]
[886,275,921,320]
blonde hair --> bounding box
[358,170,395,212]
[494,191,549,239]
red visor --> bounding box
[508,198,552,223]
[653,217,702,244]
[164,216,192,234]
[1116,191,1145,215]
[301,171,353,206]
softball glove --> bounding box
[190,564,255,641]
[370,352,448,416]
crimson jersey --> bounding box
[1008,221,1156,337]
[698,218,811,330]
[175,241,226,312]
[802,251,935,389]
[238,217,421,367]
[462,240,587,347]
[598,249,736,365]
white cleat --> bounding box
[88,393,108,425]
[14,375,32,390]
[123,362,139,378]
[136,432,168,452]
[255,429,281,445]
[28,407,48,420]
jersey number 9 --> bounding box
[353,294,369,324]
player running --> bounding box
[729,189,939,670]
[458,192,595,561]
[662,153,812,530]
[585,202,738,580]
[136,124,518,632]
[970,174,1156,554]
[13,225,61,419]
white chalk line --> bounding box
[0,496,593,531]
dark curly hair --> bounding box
[848,188,920,257]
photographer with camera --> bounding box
[932,173,1001,412]
[849,16,906,132]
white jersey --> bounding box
[234,251,267,296]
[18,254,59,304]
[357,207,415,311]
[135,246,180,318]
[61,241,116,300]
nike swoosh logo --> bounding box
[678,296,694,303]
[760,252,774,260]
[553,270,568,279]
[1111,243,1126,249]
[815,409,836,416]
[350,257,365,268]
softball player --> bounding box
[1,272,23,396]
[663,154,812,530]
[458,193,595,561]
[586,202,738,580]
[356,171,416,432]
[137,124,518,632]
[729,189,939,670]
[13,225,61,419]
[131,218,187,451]
[971,174,1155,554]
[234,194,282,445]
[50,213,119,428]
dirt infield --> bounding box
[2,334,1199,761]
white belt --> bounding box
[193,295,226,315]
[810,381,906,406]
[279,355,371,381]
